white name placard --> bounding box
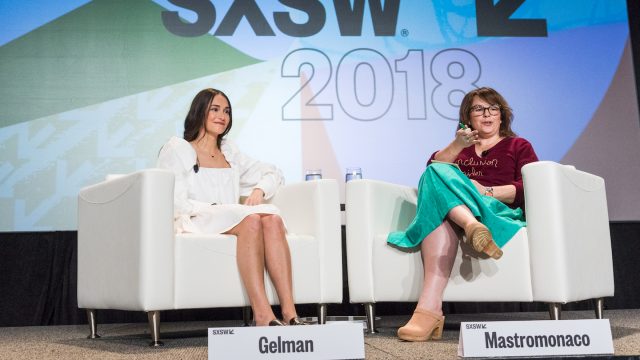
[208,322,364,359]
[458,319,613,358]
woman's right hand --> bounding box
[433,126,480,162]
[454,128,479,148]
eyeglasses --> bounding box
[470,104,500,117]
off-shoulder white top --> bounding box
[157,136,284,234]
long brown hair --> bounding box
[459,87,516,137]
[183,88,233,149]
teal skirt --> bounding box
[387,163,526,248]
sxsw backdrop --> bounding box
[1,0,639,231]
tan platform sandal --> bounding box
[397,308,445,342]
[465,222,503,260]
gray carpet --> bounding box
[1,310,639,359]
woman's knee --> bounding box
[261,214,284,230]
[240,214,263,233]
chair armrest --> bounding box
[77,168,176,311]
[523,161,614,302]
[345,179,418,302]
[268,179,342,303]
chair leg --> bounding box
[147,311,164,347]
[317,303,327,324]
[86,309,100,339]
[548,303,561,320]
[594,298,604,319]
[243,306,253,326]
[364,303,378,333]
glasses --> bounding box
[470,104,500,117]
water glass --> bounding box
[345,167,362,182]
[305,169,322,181]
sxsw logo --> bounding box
[161,0,547,38]
[161,0,400,37]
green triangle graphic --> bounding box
[0,0,261,128]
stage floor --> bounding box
[1,310,639,359]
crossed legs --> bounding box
[226,213,298,326]
[399,205,487,340]
[416,204,480,314]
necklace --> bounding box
[196,143,217,158]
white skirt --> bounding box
[176,204,282,235]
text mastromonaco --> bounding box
[485,332,591,349]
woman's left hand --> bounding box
[244,188,265,206]
[470,180,516,203]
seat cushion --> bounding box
[370,228,533,302]
[174,233,319,309]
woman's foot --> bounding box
[287,317,310,325]
[464,222,503,259]
[397,308,445,342]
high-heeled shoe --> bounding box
[464,222,503,260]
[397,308,445,342]
[269,319,286,326]
[288,317,310,325]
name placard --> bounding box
[208,323,364,359]
[458,319,613,358]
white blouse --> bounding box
[157,136,284,234]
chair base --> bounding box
[318,303,327,325]
[147,311,164,347]
[86,309,100,339]
[548,302,561,320]
[364,303,378,334]
[595,298,605,319]
[549,298,605,320]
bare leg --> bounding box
[261,214,298,323]
[415,221,459,316]
[447,204,502,259]
[226,214,276,326]
[414,205,477,314]
[447,205,477,230]
[397,221,455,341]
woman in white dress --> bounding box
[157,88,306,326]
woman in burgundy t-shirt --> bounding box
[389,87,538,342]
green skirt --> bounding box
[387,163,526,248]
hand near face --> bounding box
[244,188,265,206]
[455,127,479,148]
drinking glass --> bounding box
[345,167,362,182]
[305,169,322,181]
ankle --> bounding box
[462,219,480,232]
[415,304,443,317]
[254,311,277,326]
[281,311,298,324]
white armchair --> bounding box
[78,169,342,345]
[345,161,614,332]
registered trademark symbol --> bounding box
[401,29,409,37]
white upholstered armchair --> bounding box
[345,161,614,332]
[78,169,342,345]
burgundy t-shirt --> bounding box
[428,137,538,209]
